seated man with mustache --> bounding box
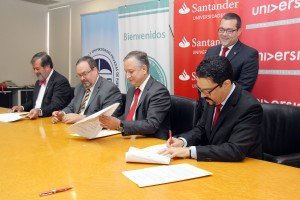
[159,55,263,162]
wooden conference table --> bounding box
[0,108,300,200]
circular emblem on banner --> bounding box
[88,48,120,86]
[126,56,167,89]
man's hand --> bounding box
[166,137,184,147]
[158,147,190,159]
[8,106,24,113]
[61,113,85,124]
[26,108,40,120]
[51,111,65,124]
[99,115,120,130]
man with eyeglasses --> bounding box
[51,56,122,124]
[204,12,259,92]
[8,52,73,119]
[159,56,263,162]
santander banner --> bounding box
[174,0,300,107]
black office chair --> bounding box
[261,103,300,168]
[170,95,200,136]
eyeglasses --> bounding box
[218,28,237,34]
[195,84,219,95]
[76,69,92,78]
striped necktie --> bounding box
[79,88,91,114]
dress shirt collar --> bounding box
[136,74,150,93]
[220,83,236,108]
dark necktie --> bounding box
[213,104,222,127]
[79,88,91,113]
[39,80,47,86]
[126,88,141,121]
[221,47,229,57]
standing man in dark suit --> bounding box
[9,52,72,119]
[205,12,259,92]
[51,56,122,124]
[159,56,263,161]
[99,51,171,140]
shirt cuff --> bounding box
[190,146,197,159]
[178,137,188,147]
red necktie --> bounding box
[126,88,141,121]
[39,80,46,86]
[221,47,229,57]
[213,104,222,127]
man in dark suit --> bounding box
[9,52,72,119]
[99,51,171,140]
[204,12,259,92]
[51,56,122,124]
[159,56,263,161]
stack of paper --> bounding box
[125,144,170,164]
[68,103,120,139]
[122,163,212,187]
[0,112,28,122]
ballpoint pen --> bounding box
[39,186,74,197]
[168,130,173,145]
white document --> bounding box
[0,112,28,122]
[122,163,213,187]
[125,144,170,165]
[68,103,120,139]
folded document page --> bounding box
[122,163,212,187]
[125,144,170,165]
[68,103,120,139]
[0,112,28,122]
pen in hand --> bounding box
[168,130,173,145]
[39,186,73,197]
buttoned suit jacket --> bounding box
[22,70,72,117]
[62,76,122,117]
[179,85,263,162]
[205,40,259,92]
[120,76,171,140]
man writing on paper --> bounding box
[99,51,171,140]
[8,52,73,119]
[51,56,122,124]
[159,56,263,161]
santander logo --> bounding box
[179,70,190,81]
[179,36,190,48]
[179,2,190,14]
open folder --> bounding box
[68,103,120,139]
[125,144,171,165]
[122,163,213,187]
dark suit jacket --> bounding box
[179,85,263,162]
[63,76,122,117]
[120,76,171,140]
[22,70,72,117]
[205,40,259,92]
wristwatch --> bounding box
[117,121,125,133]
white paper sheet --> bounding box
[68,103,120,139]
[0,112,28,122]
[125,145,170,165]
[122,163,212,187]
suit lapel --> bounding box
[227,40,242,61]
[137,77,154,109]
[209,85,241,143]
[43,71,56,99]
[75,86,86,113]
[85,76,101,110]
